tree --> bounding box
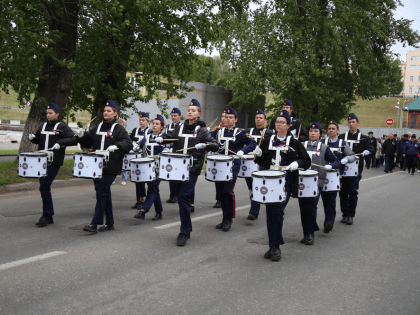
[220,0,420,127]
[1,0,79,152]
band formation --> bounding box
[20,99,420,262]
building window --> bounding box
[410,76,414,82]
[417,87,420,94]
[418,76,420,82]
[410,65,416,70]
[409,87,413,93]
[411,56,417,61]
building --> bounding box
[402,97,420,129]
[402,49,420,97]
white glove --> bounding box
[155,137,163,143]
[324,165,332,171]
[340,157,349,165]
[107,145,118,152]
[52,143,60,150]
[195,143,207,150]
[286,161,299,171]
[162,148,171,153]
[363,150,370,156]
[28,134,36,140]
[254,146,262,157]
[76,128,84,138]
[133,144,140,151]
[236,150,244,158]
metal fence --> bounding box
[338,125,420,139]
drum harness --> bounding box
[40,122,61,163]
[248,128,266,143]
[175,124,195,166]
[268,135,292,168]
[217,127,240,156]
[323,138,343,155]
[344,132,361,151]
[95,122,117,162]
[304,141,323,170]
[165,122,182,153]
[133,126,148,146]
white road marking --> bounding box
[361,172,400,182]
[0,251,66,272]
[154,205,250,230]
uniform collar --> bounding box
[226,126,236,131]
[276,134,286,141]
[328,137,338,143]
[47,119,60,125]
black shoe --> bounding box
[216,219,226,229]
[134,211,146,219]
[83,224,97,233]
[305,233,314,245]
[167,196,178,203]
[264,247,272,259]
[390,170,393,173]
[271,246,281,261]
[98,225,114,232]
[213,200,222,208]
[247,213,258,221]
[222,219,232,231]
[340,217,348,224]
[131,201,143,209]
[190,205,195,213]
[384,170,388,173]
[346,217,353,225]
[176,231,190,246]
[152,213,162,221]
[35,215,53,227]
[300,236,306,243]
[323,223,333,234]
[366,166,370,169]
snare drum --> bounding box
[238,155,259,178]
[343,156,359,177]
[297,170,319,198]
[251,170,286,204]
[73,153,104,179]
[205,155,234,182]
[122,152,142,170]
[323,170,340,192]
[158,152,191,182]
[130,157,156,183]
[17,152,48,178]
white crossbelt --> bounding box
[268,135,292,166]
[96,122,117,151]
[40,122,61,149]
[217,127,240,155]
[344,132,361,150]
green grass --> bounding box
[0,150,83,155]
[0,159,76,186]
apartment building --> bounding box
[402,49,420,97]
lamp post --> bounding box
[395,105,400,128]
[403,106,409,129]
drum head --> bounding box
[207,155,233,161]
[299,170,318,176]
[252,170,285,178]
[160,152,191,158]
[20,152,47,157]
[131,157,155,163]
[243,154,254,159]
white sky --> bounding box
[196,0,420,61]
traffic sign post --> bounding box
[386,119,394,126]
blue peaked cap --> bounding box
[47,102,61,114]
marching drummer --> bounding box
[134,114,170,221]
[165,108,183,204]
[211,107,257,232]
[254,110,311,261]
[29,102,77,227]
[76,100,132,233]
[246,109,273,221]
[157,99,218,246]
[130,112,150,210]
[338,113,374,225]
[321,120,355,233]
[298,122,340,245]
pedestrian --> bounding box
[382,133,398,173]
[403,134,420,175]
[398,134,408,171]
[365,131,376,169]
[375,139,382,168]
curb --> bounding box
[0,178,93,195]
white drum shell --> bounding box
[158,153,191,182]
[73,153,103,179]
[122,152,142,170]
[205,156,234,182]
[323,170,341,192]
[343,156,359,177]
[238,155,259,178]
[18,152,48,178]
[298,170,319,198]
[130,157,157,183]
[252,171,287,204]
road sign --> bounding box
[386,119,394,126]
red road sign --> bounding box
[386,119,394,126]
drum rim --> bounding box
[298,170,319,176]
[73,153,103,157]
[206,155,233,161]
[19,152,48,156]
[130,157,156,163]
[160,152,191,158]
[252,170,286,178]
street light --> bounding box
[395,105,400,128]
[403,106,409,129]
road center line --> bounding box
[0,251,67,272]
[154,205,250,230]
[360,172,400,182]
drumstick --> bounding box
[297,123,302,140]
[176,144,209,152]
[254,129,266,161]
[36,148,53,152]
[311,163,337,171]
[149,139,179,142]
[89,148,120,154]
[74,116,97,135]
[355,153,369,156]
[207,117,219,128]
[221,146,248,159]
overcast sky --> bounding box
[196,0,420,62]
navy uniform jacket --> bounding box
[31,119,77,166]
[247,127,274,142]
[403,140,420,156]
[367,136,377,153]
[255,131,311,197]
[381,139,397,156]
[164,121,182,134]
[338,130,374,174]
[399,138,408,154]
[321,138,356,175]
[164,119,218,175]
[211,126,257,173]
[139,130,170,156]
[130,126,149,142]
[77,119,133,175]
[268,117,308,142]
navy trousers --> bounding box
[245,177,261,215]
[92,173,117,225]
[364,155,372,168]
[339,173,362,218]
[169,182,181,199]
[406,155,417,173]
[298,188,321,235]
[39,164,60,216]
[266,185,291,247]
[136,182,146,201]
[385,156,394,171]
[215,182,223,201]
[178,172,199,232]
[221,171,238,219]
[321,191,337,226]
[142,180,163,214]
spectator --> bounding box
[374,139,382,168]
[382,133,397,173]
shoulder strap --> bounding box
[286,136,292,146]
[344,132,348,141]
[339,139,343,147]
[304,141,308,149]
[317,142,322,151]
[96,122,103,133]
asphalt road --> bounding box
[0,168,419,314]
